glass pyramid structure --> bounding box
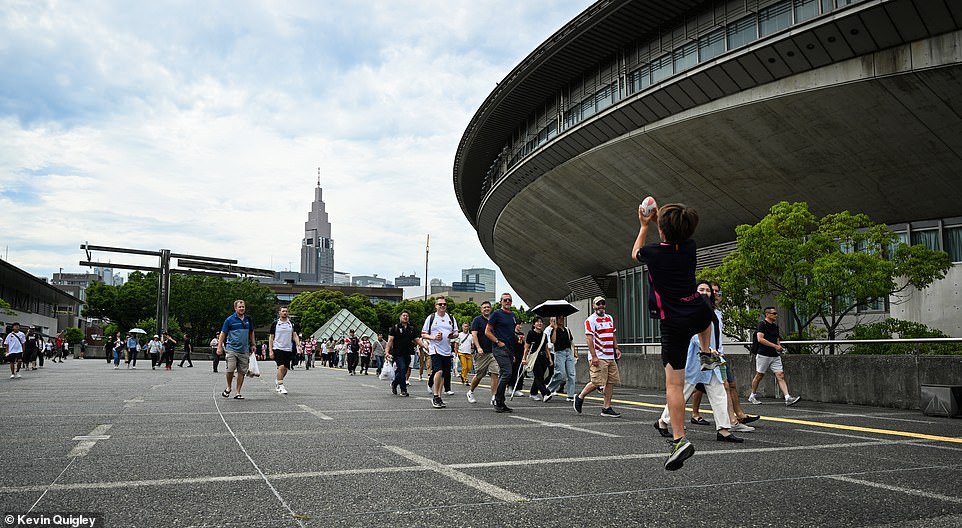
[310,308,377,341]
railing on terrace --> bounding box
[574,338,962,356]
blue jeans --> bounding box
[547,348,576,396]
[113,348,121,366]
[393,354,411,392]
[375,355,385,374]
[492,345,514,404]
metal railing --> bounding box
[573,337,962,356]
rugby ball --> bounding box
[640,196,658,218]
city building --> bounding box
[429,278,449,295]
[461,267,495,293]
[455,0,962,340]
[334,271,351,285]
[1,258,84,338]
[352,274,387,288]
[452,281,488,293]
[300,176,335,284]
[394,273,421,287]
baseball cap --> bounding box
[153,334,159,338]
[592,296,606,305]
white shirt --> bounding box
[422,312,456,356]
[272,318,295,352]
[457,332,473,354]
[4,331,25,355]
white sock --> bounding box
[785,394,792,400]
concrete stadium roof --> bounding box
[453,0,962,303]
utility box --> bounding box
[920,385,962,417]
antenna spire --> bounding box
[317,167,321,187]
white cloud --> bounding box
[0,0,593,307]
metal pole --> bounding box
[156,249,171,335]
[424,234,430,299]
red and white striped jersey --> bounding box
[585,313,616,359]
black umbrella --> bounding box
[531,300,579,318]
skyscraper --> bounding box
[461,267,495,293]
[300,174,335,284]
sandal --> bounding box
[221,389,231,398]
[233,394,245,400]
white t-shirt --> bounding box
[422,312,456,356]
[4,331,26,355]
[457,332,473,355]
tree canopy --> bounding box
[701,202,952,351]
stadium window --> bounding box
[698,28,726,61]
[727,15,757,50]
[596,81,616,112]
[628,65,650,94]
[759,1,793,37]
[546,120,557,140]
[673,42,698,73]
[794,0,820,23]
[564,106,581,129]
[650,54,673,84]
[911,229,940,251]
[581,95,596,119]
[945,226,962,262]
[821,0,834,13]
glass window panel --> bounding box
[650,54,673,84]
[727,15,758,50]
[821,0,834,13]
[698,28,726,61]
[581,95,596,119]
[546,120,557,140]
[564,106,581,128]
[673,42,698,72]
[759,1,793,37]
[945,226,962,262]
[911,229,940,251]
[596,82,616,112]
[795,0,820,22]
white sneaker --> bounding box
[748,394,762,404]
[9,374,14,379]
[444,390,455,395]
[278,384,288,395]
[548,391,559,397]
[114,366,119,370]
[530,395,542,401]
[275,384,282,392]
[730,423,755,432]
[131,366,136,369]
[565,397,575,402]
[466,391,477,404]
[786,396,801,406]
[15,373,22,378]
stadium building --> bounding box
[455,0,962,341]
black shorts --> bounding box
[430,354,452,374]
[659,308,713,370]
[273,349,294,368]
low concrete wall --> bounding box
[573,354,962,410]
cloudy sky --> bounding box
[0,0,592,306]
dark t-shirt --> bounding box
[756,320,780,357]
[636,239,710,320]
[163,341,176,354]
[526,330,548,358]
[486,309,517,346]
[348,336,360,353]
[388,324,418,357]
[552,326,572,351]
[512,331,525,355]
[470,315,493,354]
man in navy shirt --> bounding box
[484,293,519,413]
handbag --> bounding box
[525,333,547,370]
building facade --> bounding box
[395,273,421,287]
[460,267,495,293]
[455,0,962,340]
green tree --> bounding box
[703,202,951,352]
[848,318,962,355]
[289,290,349,336]
[62,327,84,346]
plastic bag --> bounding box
[378,360,395,381]
[248,354,261,377]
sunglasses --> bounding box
[436,303,446,306]
[595,301,606,306]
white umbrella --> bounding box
[128,328,147,335]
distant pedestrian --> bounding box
[456,322,473,385]
[573,297,622,418]
[79,339,87,359]
[219,299,254,400]
[304,337,316,370]
[385,310,422,397]
[269,307,300,395]
[346,330,360,375]
[545,316,577,402]
[179,334,193,367]
[359,335,373,375]
[127,333,140,369]
[147,335,163,370]
[749,307,801,407]
[4,322,25,379]
[162,333,177,370]
[373,333,386,376]
[24,328,40,370]
[210,335,221,373]
[484,293,519,413]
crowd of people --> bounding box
[2,323,84,378]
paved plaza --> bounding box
[1,358,960,527]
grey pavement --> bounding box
[1,358,961,527]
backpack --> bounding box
[750,329,759,355]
